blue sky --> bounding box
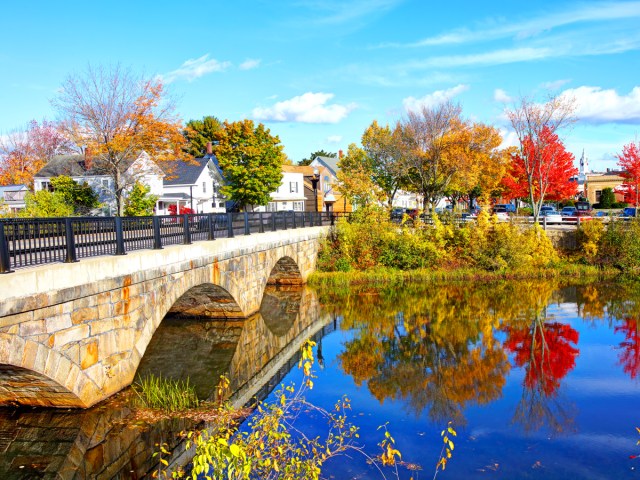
[1,0,639,171]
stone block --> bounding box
[49,324,90,347]
[45,314,72,334]
[71,307,98,325]
[80,341,98,370]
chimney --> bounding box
[84,147,92,171]
[338,149,343,159]
[206,142,213,156]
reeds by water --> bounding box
[132,374,199,412]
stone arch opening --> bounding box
[168,283,245,319]
[0,364,84,408]
[266,256,303,286]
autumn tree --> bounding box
[299,150,335,166]
[183,115,223,157]
[505,95,575,221]
[214,119,284,210]
[336,143,383,208]
[52,64,186,215]
[616,141,640,212]
[502,126,577,219]
[0,120,73,187]
[361,121,407,207]
[398,101,471,211]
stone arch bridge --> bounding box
[0,227,327,408]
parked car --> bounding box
[494,203,516,213]
[492,206,510,221]
[561,206,577,217]
[391,207,404,219]
[405,208,419,219]
[575,201,593,217]
[540,208,563,224]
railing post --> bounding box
[0,221,13,273]
[244,212,250,235]
[543,216,547,230]
[114,217,125,256]
[208,214,215,240]
[65,218,79,262]
[227,213,234,238]
[577,217,581,228]
[152,216,163,249]
[183,214,192,244]
[272,212,277,232]
[301,212,306,228]
[331,213,335,226]
[259,212,265,233]
[283,211,288,230]
[292,211,297,229]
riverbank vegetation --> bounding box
[311,206,635,287]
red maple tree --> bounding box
[501,126,578,213]
[616,141,640,206]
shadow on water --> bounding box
[0,285,332,479]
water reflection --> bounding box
[320,279,640,434]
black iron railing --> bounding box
[0,211,346,273]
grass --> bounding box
[308,263,618,288]
[132,374,200,413]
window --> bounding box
[293,201,304,211]
[203,182,207,193]
[101,179,109,188]
[41,181,51,191]
[266,202,277,212]
[290,182,298,193]
[595,190,602,202]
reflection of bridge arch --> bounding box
[0,230,324,408]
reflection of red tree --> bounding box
[504,322,579,395]
[615,319,640,379]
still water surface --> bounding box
[1,278,639,479]
[296,279,640,479]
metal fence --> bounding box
[0,211,345,273]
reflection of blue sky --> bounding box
[258,289,640,479]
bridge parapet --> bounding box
[0,227,327,407]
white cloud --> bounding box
[159,54,230,84]
[239,59,261,70]
[561,86,640,124]
[499,128,520,149]
[378,1,640,48]
[252,92,355,124]
[326,135,342,144]
[541,79,571,90]
[402,84,469,112]
[403,47,553,69]
[494,88,512,103]
[297,0,403,25]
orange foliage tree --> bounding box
[52,65,186,215]
[0,120,73,187]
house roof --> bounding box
[311,156,339,176]
[0,184,27,193]
[34,154,133,178]
[164,156,218,186]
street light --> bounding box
[311,168,320,213]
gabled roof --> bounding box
[34,154,136,178]
[164,155,219,186]
[311,156,339,176]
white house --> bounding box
[252,165,306,212]
[157,154,226,215]
[33,151,164,215]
